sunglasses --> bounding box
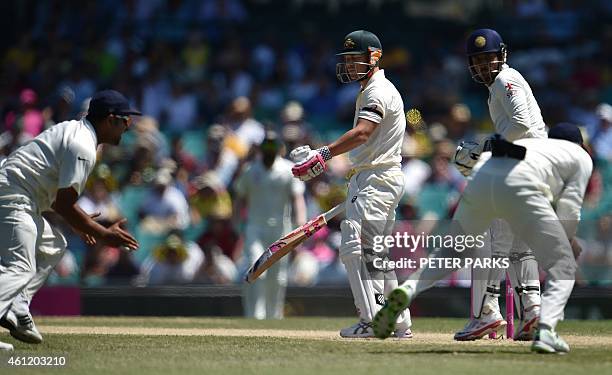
[110,114,132,126]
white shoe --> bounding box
[393,327,413,339]
[393,316,413,339]
[532,327,569,354]
[515,306,540,341]
[340,320,375,338]
[0,341,14,351]
[4,310,43,344]
[454,310,507,341]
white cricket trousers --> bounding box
[0,205,67,319]
[242,224,288,319]
[340,166,410,326]
[403,157,576,329]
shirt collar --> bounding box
[488,64,510,90]
[82,117,98,145]
[361,69,384,91]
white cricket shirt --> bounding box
[234,157,304,230]
[474,138,593,236]
[488,65,547,141]
[0,118,98,213]
[349,70,406,169]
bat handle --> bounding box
[323,204,345,222]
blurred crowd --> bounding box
[1,0,611,287]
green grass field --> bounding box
[1,317,611,375]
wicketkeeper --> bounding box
[453,28,546,340]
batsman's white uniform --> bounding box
[472,64,547,319]
[235,157,305,319]
[341,70,410,327]
[0,119,97,320]
[405,138,592,330]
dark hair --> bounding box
[85,112,107,125]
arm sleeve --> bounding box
[357,88,385,124]
[555,153,593,238]
[495,75,532,141]
[58,143,96,195]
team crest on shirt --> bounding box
[505,82,514,98]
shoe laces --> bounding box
[462,319,479,331]
[17,315,33,327]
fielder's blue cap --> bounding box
[88,90,142,117]
[466,28,505,56]
[548,123,584,145]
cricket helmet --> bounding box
[336,30,382,83]
[466,28,507,85]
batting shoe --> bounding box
[0,341,14,351]
[2,310,43,344]
[392,313,413,339]
[340,320,375,338]
[453,310,507,341]
[514,306,540,341]
[531,327,569,354]
[372,287,411,340]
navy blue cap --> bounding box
[88,90,142,117]
[466,29,505,56]
[337,30,382,56]
[548,123,583,145]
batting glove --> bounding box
[290,146,332,181]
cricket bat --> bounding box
[244,204,345,283]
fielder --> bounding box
[0,90,140,351]
[290,30,411,338]
[453,28,546,340]
[235,131,306,319]
[374,124,593,354]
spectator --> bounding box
[224,96,265,152]
[139,169,190,232]
[199,124,239,187]
[78,174,122,224]
[163,81,198,133]
[592,103,612,160]
[138,232,204,285]
[190,171,233,226]
[417,140,464,219]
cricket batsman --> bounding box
[374,123,593,354]
[453,28,546,340]
[290,30,411,338]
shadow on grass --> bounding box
[367,349,534,355]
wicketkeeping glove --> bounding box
[453,136,493,177]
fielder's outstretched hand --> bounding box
[290,145,331,181]
[102,218,139,251]
[79,212,101,246]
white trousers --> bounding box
[0,206,66,318]
[340,166,409,324]
[242,225,288,319]
[403,158,576,329]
